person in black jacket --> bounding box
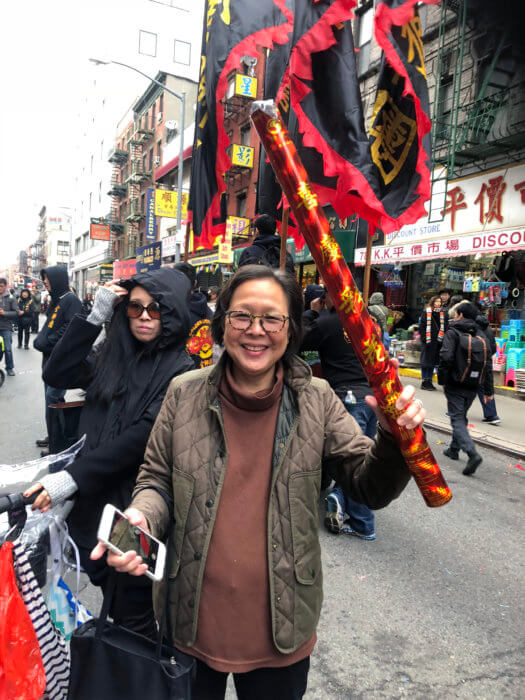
[25,267,193,636]
[475,308,501,425]
[438,302,493,476]
[301,293,380,540]
[33,266,83,449]
[238,213,295,275]
[173,261,214,368]
[17,289,36,348]
[419,295,448,391]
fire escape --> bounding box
[107,147,128,260]
[124,123,154,256]
[429,0,525,221]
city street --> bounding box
[1,340,523,698]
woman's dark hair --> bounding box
[20,289,31,298]
[455,301,479,321]
[449,294,463,308]
[87,289,163,406]
[212,265,303,361]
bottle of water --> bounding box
[344,390,356,405]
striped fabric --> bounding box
[12,541,70,700]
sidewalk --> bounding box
[399,368,525,458]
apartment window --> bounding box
[139,30,157,57]
[143,153,147,172]
[174,39,191,65]
[151,102,156,130]
[82,233,89,251]
[240,123,251,147]
[75,237,81,255]
[157,139,162,158]
[149,147,154,171]
[236,191,247,218]
[141,193,146,214]
[159,93,164,114]
[357,7,373,76]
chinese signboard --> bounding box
[113,259,137,279]
[145,188,157,242]
[354,163,525,264]
[90,218,110,241]
[99,264,113,283]
[230,144,254,169]
[227,216,250,238]
[161,234,179,258]
[218,218,235,264]
[136,241,162,273]
[234,74,257,99]
[154,189,189,219]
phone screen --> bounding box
[108,512,159,575]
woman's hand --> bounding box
[90,508,150,577]
[365,359,426,433]
[23,483,52,513]
[103,279,128,305]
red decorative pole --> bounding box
[251,102,451,507]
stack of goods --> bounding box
[497,320,525,386]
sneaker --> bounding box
[36,437,49,447]
[463,453,482,476]
[7,369,15,376]
[481,417,501,425]
[324,493,344,534]
[443,447,459,460]
[341,525,376,541]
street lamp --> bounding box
[89,58,186,242]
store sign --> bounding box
[355,227,525,265]
[161,234,178,258]
[191,251,220,265]
[218,218,235,264]
[145,188,157,242]
[113,259,137,279]
[230,144,254,168]
[234,74,257,99]
[90,218,110,241]
[136,241,162,272]
[99,264,113,283]
[154,189,189,219]
[227,216,250,238]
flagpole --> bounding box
[280,208,290,270]
[363,228,374,304]
[251,101,451,508]
[183,221,190,263]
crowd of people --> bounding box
[0,214,502,698]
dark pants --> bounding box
[18,323,30,348]
[477,386,499,420]
[331,398,376,536]
[421,366,435,381]
[192,656,310,700]
[31,311,40,333]
[445,386,477,455]
[45,384,66,443]
[0,329,14,371]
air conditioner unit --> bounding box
[153,156,161,167]
[165,120,178,132]
[157,112,163,124]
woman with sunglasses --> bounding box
[25,267,194,637]
[94,265,426,698]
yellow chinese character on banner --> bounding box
[319,231,341,264]
[231,145,254,168]
[370,91,417,186]
[339,286,363,315]
[363,336,385,366]
[297,182,318,210]
[235,74,257,99]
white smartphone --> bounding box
[97,504,166,582]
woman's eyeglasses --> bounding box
[126,300,161,320]
[225,310,289,333]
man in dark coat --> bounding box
[34,265,83,451]
[238,214,295,275]
[438,302,493,476]
[173,261,214,368]
[0,277,18,376]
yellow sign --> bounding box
[154,189,189,219]
[234,74,257,99]
[230,144,254,169]
[227,216,250,238]
[218,218,235,264]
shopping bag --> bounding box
[67,571,196,699]
[0,541,46,700]
[12,540,70,700]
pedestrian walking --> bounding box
[93,265,425,699]
[0,277,18,376]
[238,213,295,274]
[31,287,42,333]
[474,306,501,425]
[17,289,36,349]
[368,291,390,332]
[33,266,83,452]
[25,267,194,637]
[438,301,492,476]
[173,261,214,369]
[302,291,378,540]
[419,295,447,391]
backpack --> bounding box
[452,328,489,388]
[240,243,295,276]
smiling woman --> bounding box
[97,264,425,699]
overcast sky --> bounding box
[0,0,202,267]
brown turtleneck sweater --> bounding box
[179,362,315,672]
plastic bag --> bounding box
[0,541,46,700]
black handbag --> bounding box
[67,564,195,699]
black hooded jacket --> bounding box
[438,318,494,395]
[186,290,214,369]
[34,266,82,358]
[43,267,194,552]
[238,233,295,275]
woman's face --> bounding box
[224,279,290,387]
[433,298,442,310]
[128,285,162,343]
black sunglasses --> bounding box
[126,300,161,320]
